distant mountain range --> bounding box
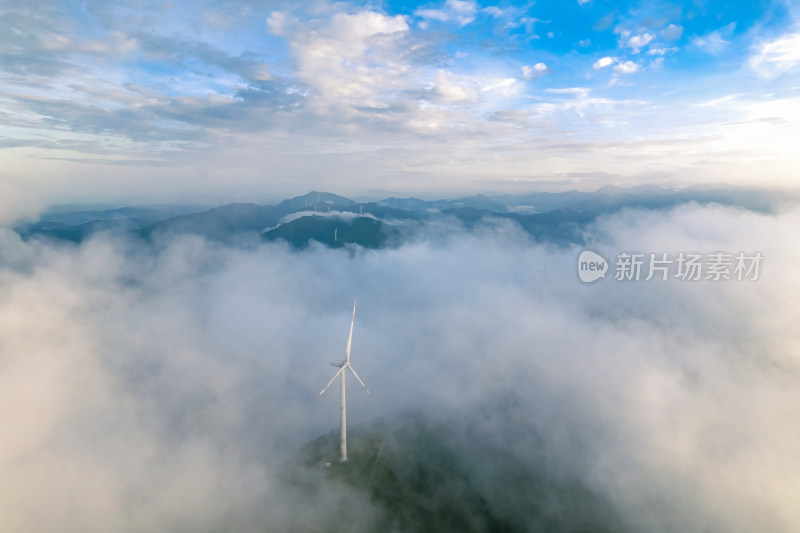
[15,186,797,248]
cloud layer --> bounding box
[1,202,799,531]
[2,1,799,205]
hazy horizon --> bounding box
[2,0,800,217]
[14,182,800,222]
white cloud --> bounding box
[627,32,655,53]
[545,87,590,96]
[481,77,519,93]
[266,11,295,36]
[279,10,410,112]
[692,23,735,55]
[696,94,740,107]
[268,7,530,135]
[424,69,521,108]
[482,6,505,17]
[661,24,683,41]
[432,70,479,103]
[692,32,729,54]
[648,47,678,56]
[522,62,549,80]
[415,0,478,27]
[328,10,409,40]
[431,70,523,105]
[504,15,545,34]
[613,60,639,74]
[593,56,617,69]
[749,30,800,78]
[35,30,138,57]
[536,87,627,120]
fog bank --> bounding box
[1,203,798,532]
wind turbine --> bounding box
[317,301,370,462]
[537,258,547,304]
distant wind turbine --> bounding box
[317,301,370,462]
[537,258,547,304]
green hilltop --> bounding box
[285,413,630,533]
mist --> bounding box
[1,202,799,532]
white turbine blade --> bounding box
[347,363,370,395]
[345,300,356,362]
[317,366,345,398]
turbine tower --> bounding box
[317,301,370,462]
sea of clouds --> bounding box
[1,202,798,532]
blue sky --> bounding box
[1,0,799,210]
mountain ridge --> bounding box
[15,185,798,246]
